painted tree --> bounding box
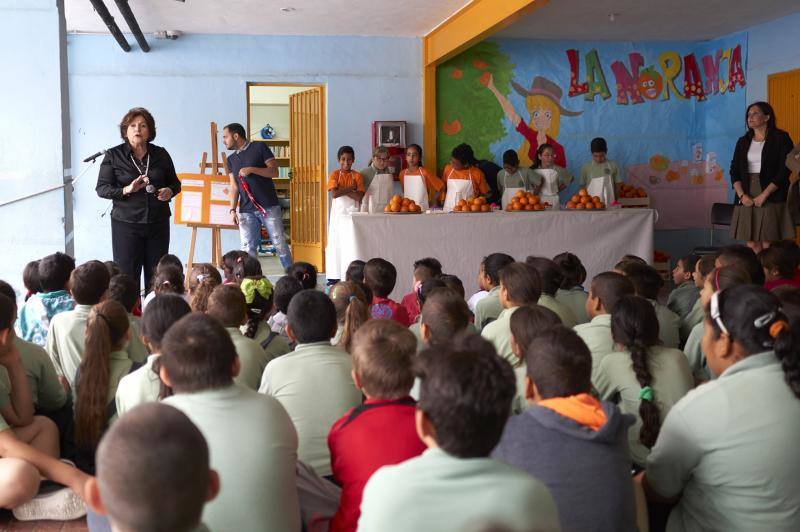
[436,41,515,173]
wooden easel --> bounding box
[186,122,231,274]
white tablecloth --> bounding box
[332,209,655,301]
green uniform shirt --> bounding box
[555,287,590,324]
[359,447,561,532]
[538,294,578,328]
[259,341,361,476]
[574,314,614,379]
[475,286,503,331]
[409,320,424,352]
[481,306,518,365]
[126,315,149,364]
[496,167,540,193]
[646,352,800,532]
[682,322,711,382]
[680,298,704,345]
[666,282,700,321]
[593,345,693,466]
[226,328,272,391]
[0,337,66,412]
[533,165,572,189]
[243,321,292,361]
[115,353,161,417]
[359,164,390,192]
[0,412,9,433]
[579,159,621,187]
[165,384,301,532]
[651,300,680,349]
[104,351,133,411]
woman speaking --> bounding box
[96,107,181,291]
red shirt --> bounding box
[400,292,421,323]
[370,296,411,326]
[327,397,426,532]
[515,120,567,168]
[765,278,800,291]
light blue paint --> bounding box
[743,11,800,104]
[0,0,67,300]
[68,33,422,272]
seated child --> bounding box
[642,285,800,532]
[526,257,578,327]
[288,261,318,291]
[474,253,515,330]
[409,278,447,347]
[0,282,66,416]
[667,254,700,320]
[618,262,681,348]
[439,274,466,300]
[87,403,219,532]
[187,263,222,312]
[22,260,40,302]
[46,260,111,388]
[441,143,489,211]
[345,260,366,284]
[115,294,191,416]
[364,259,411,326]
[221,250,248,284]
[574,272,634,377]
[760,246,800,291]
[103,261,121,278]
[358,333,560,532]
[161,313,301,532]
[207,285,272,391]
[507,305,561,413]
[593,296,693,467]
[17,252,75,346]
[259,290,362,476]
[682,265,750,383]
[493,326,637,532]
[482,262,542,364]
[327,320,426,532]
[141,254,184,310]
[400,258,442,321]
[268,275,303,347]
[578,137,621,191]
[680,254,716,343]
[419,288,472,349]
[716,244,765,285]
[239,276,291,360]
[497,149,540,208]
[73,300,135,473]
[233,255,263,283]
[330,282,370,352]
[399,144,444,210]
[107,274,148,363]
[326,146,365,282]
[553,252,590,324]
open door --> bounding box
[289,87,326,270]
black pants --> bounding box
[111,218,170,292]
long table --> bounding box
[334,209,655,301]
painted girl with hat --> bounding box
[486,74,582,168]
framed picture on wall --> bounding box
[373,121,406,148]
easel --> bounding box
[186,122,231,274]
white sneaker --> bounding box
[12,486,87,521]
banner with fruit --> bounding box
[437,33,747,229]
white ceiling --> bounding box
[65,0,470,37]
[496,0,800,41]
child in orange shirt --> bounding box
[325,146,365,283]
[399,144,443,211]
[442,143,489,212]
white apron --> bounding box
[538,168,560,210]
[360,173,393,213]
[325,193,359,279]
[501,171,525,210]
[587,175,615,205]
[403,172,429,211]
[443,168,475,213]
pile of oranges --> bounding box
[620,184,648,198]
[384,194,422,213]
[453,196,491,212]
[566,188,605,210]
[507,190,546,211]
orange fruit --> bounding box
[457,199,467,208]
[384,204,392,213]
[519,197,528,205]
[470,204,480,212]
[592,196,601,203]
[576,203,585,209]
[598,202,605,209]
[531,195,540,205]
[580,196,590,204]
[534,203,545,211]
[566,201,575,209]
[585,203,595,210]
[524,204,534,211]
[578,188,588,197]
[390,203,400,213]
[571,195,580,203]
[481,204,490,212]
[391,194,402,203]
[515,190,525,198]
[402,198,411,206]
[400,205,409,213]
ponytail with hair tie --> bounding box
[770,320,790,339]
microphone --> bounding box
[83,149,107,163]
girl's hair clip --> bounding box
[769,320,790,339]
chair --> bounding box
[693,203,734,256]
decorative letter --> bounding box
[567,49,588,97]
[658,51,685,100]
[584,49,612,101]
[728,44,746,91]
[610,53,645,105]
[701,51,722,95]
[682,53,706,101]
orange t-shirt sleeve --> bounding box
[422,168,444,192]
[353,171,365,192]
[442,165,452,183]
[398,169,406,188]
[475,168,489,194]
[327,171,339,191]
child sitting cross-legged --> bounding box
[17,252,75,346]
[667,254,700,320]
[474,253,515,331]
[553,252,590,324]
[327,320,426,532]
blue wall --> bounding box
[67,33,422,268]
[744,11,800,103]
[0,0,68,299]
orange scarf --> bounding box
[538,393,607,431]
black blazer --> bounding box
[729,129,793,204]
[96,142,181,224]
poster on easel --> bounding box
[173,173,236,228]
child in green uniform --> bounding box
[619,262,681,348]
[574,272,635,378]
[330,281,371,352]
[526,257,578,327]
[593,296,693,467]
[667,254,700,320]
[508,305,561,413]
[482,262,543,364]
[418,288,472,349]
[497,150,540,208]
[579,137,621,188]
[643,285,800,532]
[532,144,571,206]
[553,252,590,324]
[474,253,515,331]
[407,278,447,350]
[106,273,149,364]
[239,276,291,360]
[680,254,716,344]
